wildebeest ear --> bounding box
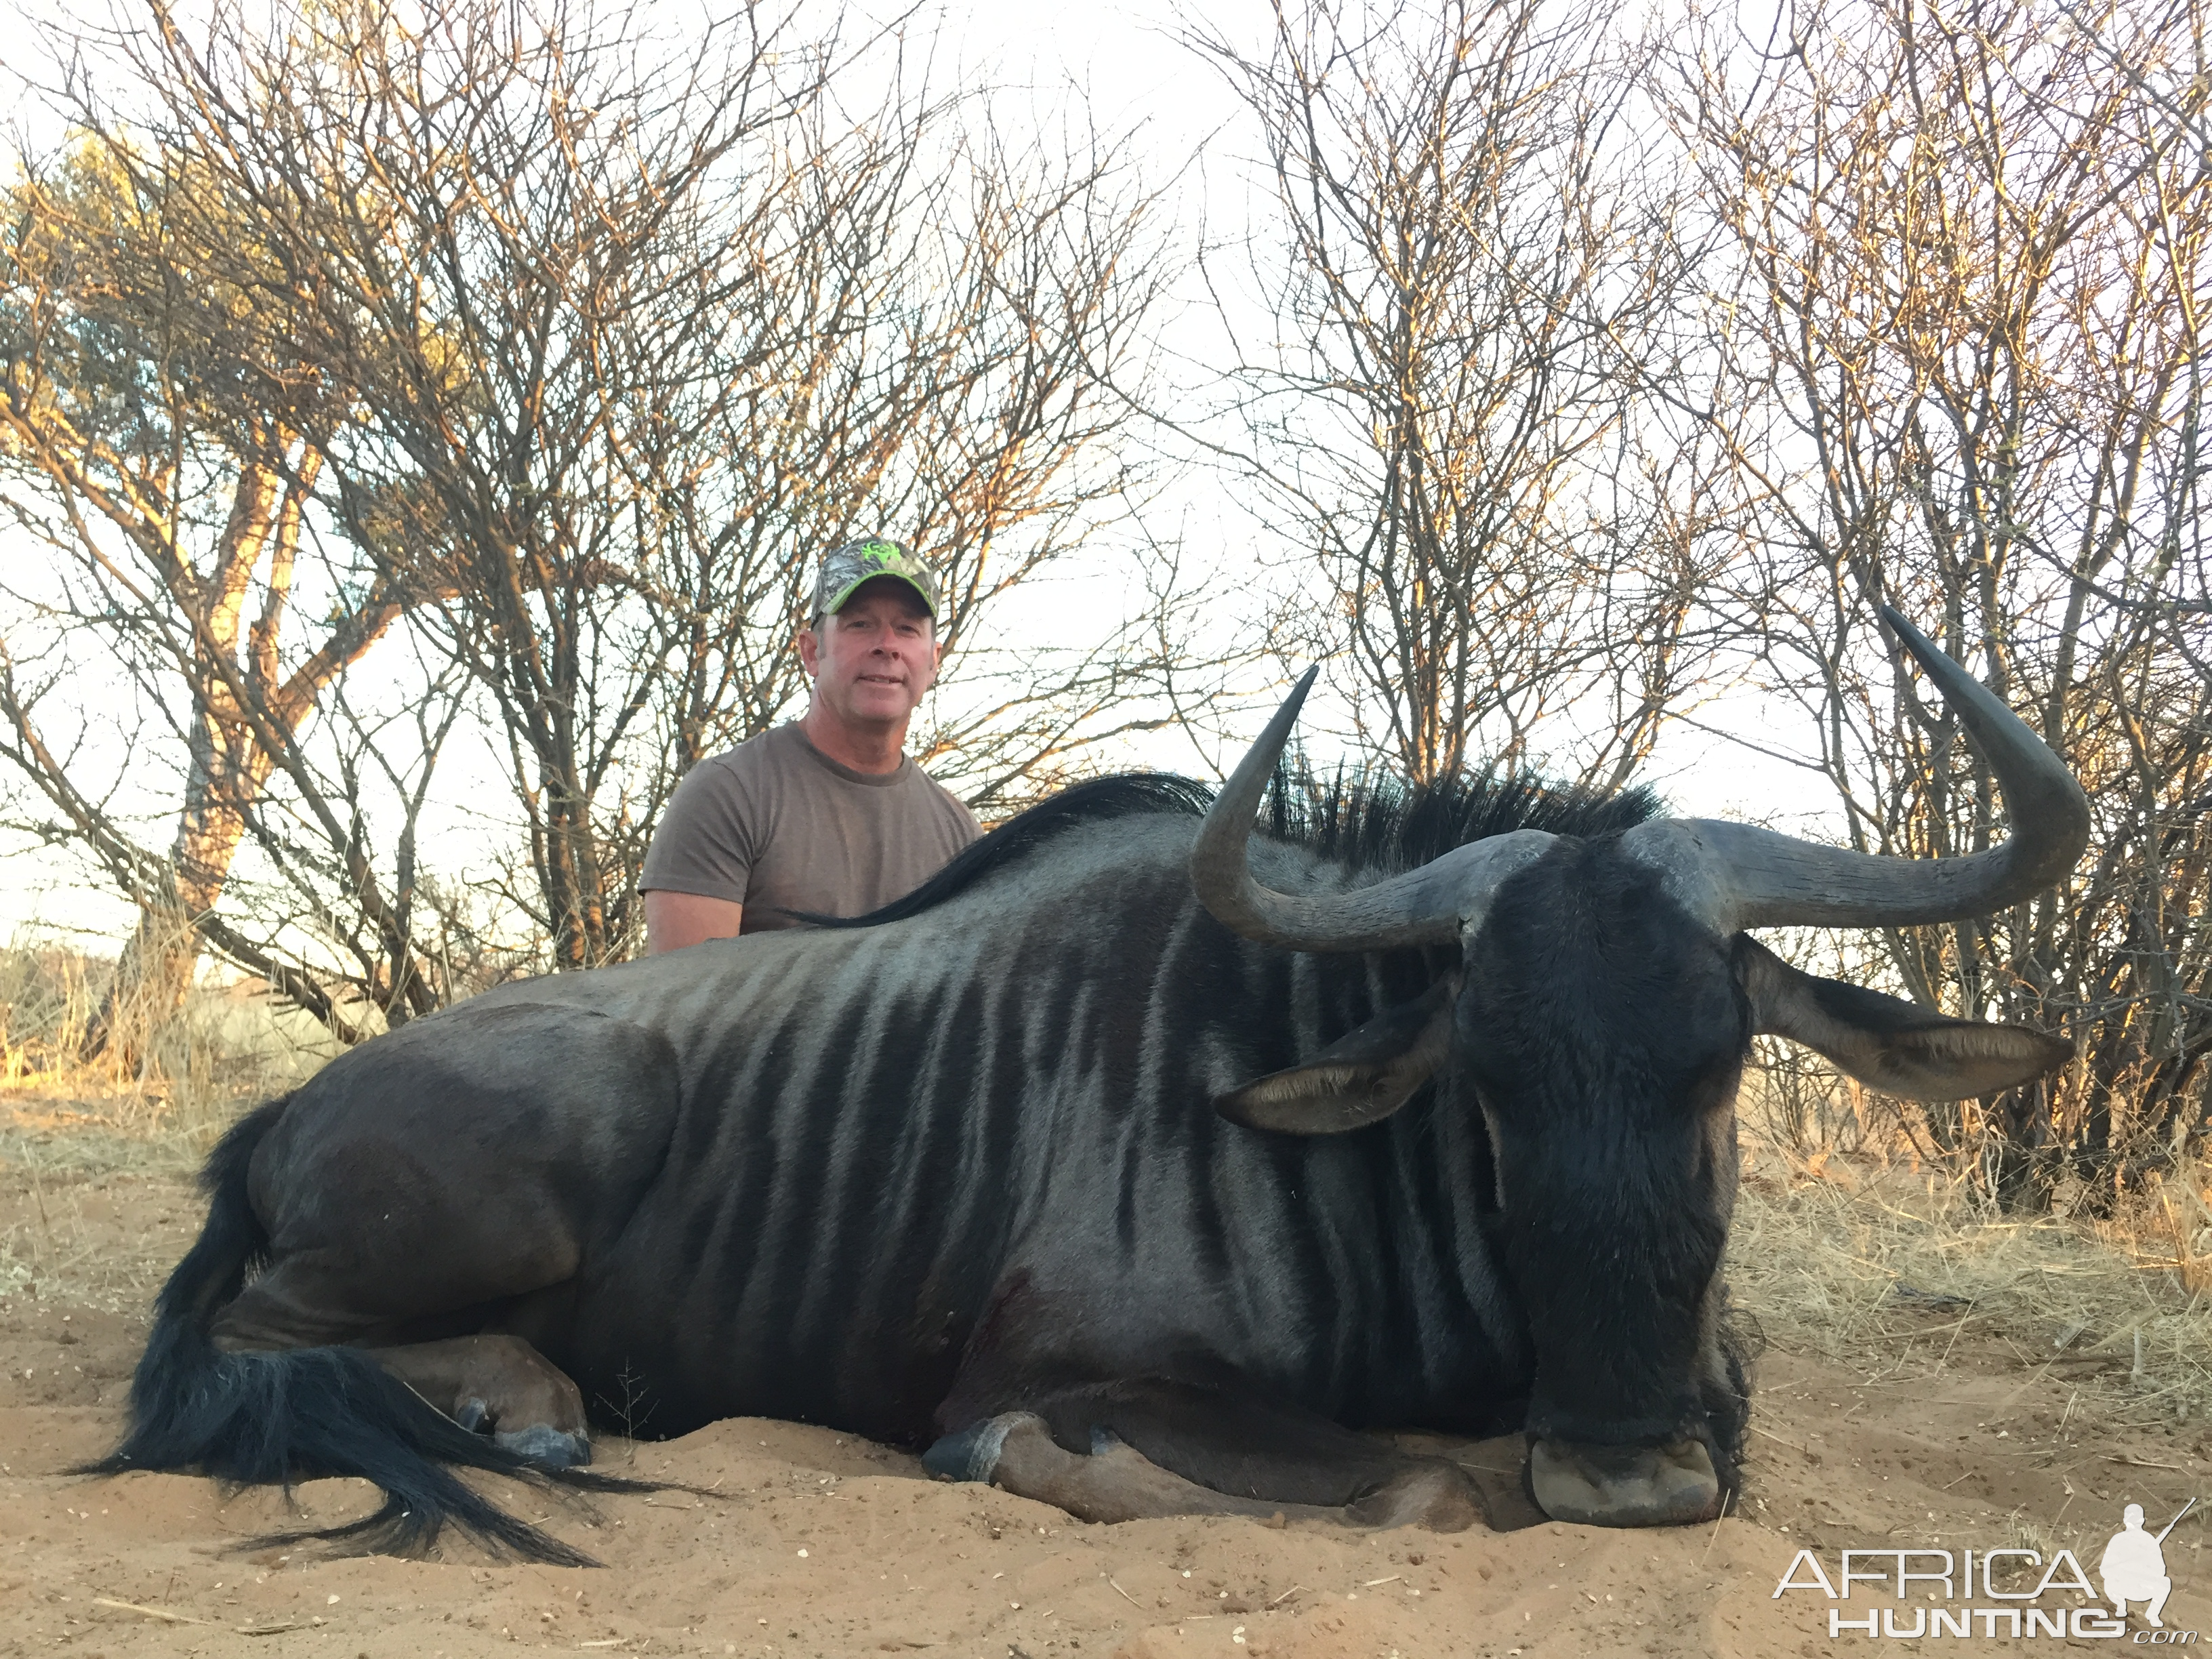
[1216,977,1458,1135]
[1736,936,2072,1101]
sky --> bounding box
[0,0,1825,951]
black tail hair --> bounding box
[78,1097,651,1565]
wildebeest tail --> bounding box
[77,1097,647,1565]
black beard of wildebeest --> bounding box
[83,610,2086,1563]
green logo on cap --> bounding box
[813,535,943,619]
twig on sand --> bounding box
[91,1597,213,1626]
[2108,1453,2188,1472]
[237,1622,303,1637]
[1268,1585,1305,1607]
[1994,1353,2062,1412]
[1701,1493,1734,1563]
[1108,1578,1140,1607]
[28,1159,54,1249]
[1934,1308,1977,1371]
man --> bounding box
[2099,1502,2173,1627]
[641,536,979,953]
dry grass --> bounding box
[1733,1059,2212,1441]
[0,1130,190,1311]
[0,937,347,1307]
[0,936,338,1153]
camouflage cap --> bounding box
[811,535,941,621]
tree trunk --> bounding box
[82,711,269,1067]
[1986,1080,2059,1215]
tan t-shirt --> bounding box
[640,722,979,932]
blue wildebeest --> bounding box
[89,610,2086,1561]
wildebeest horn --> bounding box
[1189,668,1557,951]
[1192,609,2091,952]
[1618,607,2091,932]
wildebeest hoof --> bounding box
[455,1397,490,1434]
[922,1412,1039,1483]
[494,1424,592,1471]
[1528,1436,1721,1527]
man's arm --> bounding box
[643,890,745,955]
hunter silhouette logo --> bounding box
[1773,1496,2200,1640]
[2102,1499,2194,1629]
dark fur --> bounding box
[78,1102,653,1563]
[827,766,1659,928]
[1262,764,1658,869]
[102,762,1759,1559]
[1457,840,1752,1467]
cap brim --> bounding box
[821,573,937,617]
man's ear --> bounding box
[1736,936,2072,1102]
[1216,977,1458,1135]
[797,624,820,677]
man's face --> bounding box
[798,579,941,729]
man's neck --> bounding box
[800,701,908,775]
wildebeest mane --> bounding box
[1263,764,1659,873]
[806,774,1214,928]
[819,764,1659,929]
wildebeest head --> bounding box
[1190,608,2087,1528]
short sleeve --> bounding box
[922,771,981,843]
[950,792,981,842]
[639,757,762,901]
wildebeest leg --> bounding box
[926,1379,1482,1530]
[199,1004,680,1475]
[365,1336,590,1470]
[213,1263,596,1471]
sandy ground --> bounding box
[3,1139,2209,1658]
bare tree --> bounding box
[632,106,1210,821]
[0,133,451,1052]
[1187,0,1734,789]
[78,0,1191,970]
[1666,0,2212,1206]
[70,0,832,972]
